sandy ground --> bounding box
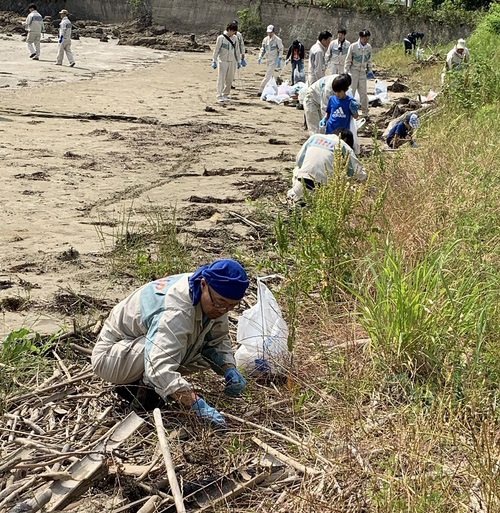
[0,34,388,337]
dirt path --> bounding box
[0,35,395,336]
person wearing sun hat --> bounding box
[446,38,470,71]
[386,112,419,149]
[92,259,250,426]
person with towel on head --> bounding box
[257,24,284,95]
[92,259,250,427]
[386,112,419,149]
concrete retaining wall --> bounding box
[1,0,472,47]
[153,0,472,47]
[0,0,131,22]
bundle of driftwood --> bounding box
[0,340,342,513]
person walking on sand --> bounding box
[257,25,284,95]
[344,29,374,117]
[233,20,246,68]
[325,29,350,75]
[212,22,241,104]
[56,9,75,67]
[285,39,305,85]
[91,259,249,427]
[23,4,43,61]
[308,30,333,85]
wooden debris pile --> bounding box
[0,342,361,513]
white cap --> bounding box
[267,25,274,33]
[456,38,466,49]
[408,113,419,129]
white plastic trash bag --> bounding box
[373,79,389,103]
[261,77,278,101]
[350,116,365,155]
[294,68,306,84]
[235,277,290,376]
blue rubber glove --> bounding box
[257,56,262,65]
[319,118,327,128]
[255,358,270,373]
[192,398,226,426]
[277,57,282,68]
[224,367,247,397]
[211,61,217,69]
[58,35,63,43]
[241,58,247,67]
[237,62,241,69]
[367,71,375,79]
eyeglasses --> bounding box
[207,286,239,312]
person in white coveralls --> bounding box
[257,24,284,94]
[23,4,43,60]
[56,9,75,67]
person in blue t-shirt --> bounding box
[386,113,419,148]
[320,74,359,135]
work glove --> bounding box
[367,71,375,79]
[277,57,282,68]
[237,62,241,69]
[241,58,247,67]
[224,367,247,397]
[211,61,217,69]
[192,398,226,426]
[58,35,63,43]
[285,59,289,66]
[319,118,327,128]
[257,56,262,65]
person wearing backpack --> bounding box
[212,22,241,104]
[320,74,359,135]
[285,40,305,85]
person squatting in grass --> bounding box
[212,22,241,104]
[403,31,424,55]
[91,259,249,427]
[257,25,284,94]
[287,128,366,205]
[386,112,419,149]
[23,3,43,60]
[344,29,374,116]
[320,74,359,135]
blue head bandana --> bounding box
[189,259,249,305]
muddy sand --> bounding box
[0,33,398,337]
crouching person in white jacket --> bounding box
[92,259,249,426]
[287,129,366,205]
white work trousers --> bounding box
[350,69,368,114]
[26,32,41,57]
[259,61,276,92]
[217,61,236,101]
[330,62,343,75]
[91,335,210,386]
[304,97,323,135]
[56,39,74,65]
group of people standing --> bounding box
[22,4,75,66]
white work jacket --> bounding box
[308,41,328,85]
[344,40,373,74]
[304,74,338,115]
[24,10,43,34]
[59,16,72,40]
[213,31,240,63]
[97,273,236,398]
[258,35,284,65]
[446,47,470,70]
[326,38,351,67]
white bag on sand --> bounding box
[261,77,278,101]
[235,277,290,376]
[373,79,389,103]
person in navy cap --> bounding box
[92,259,250,426]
